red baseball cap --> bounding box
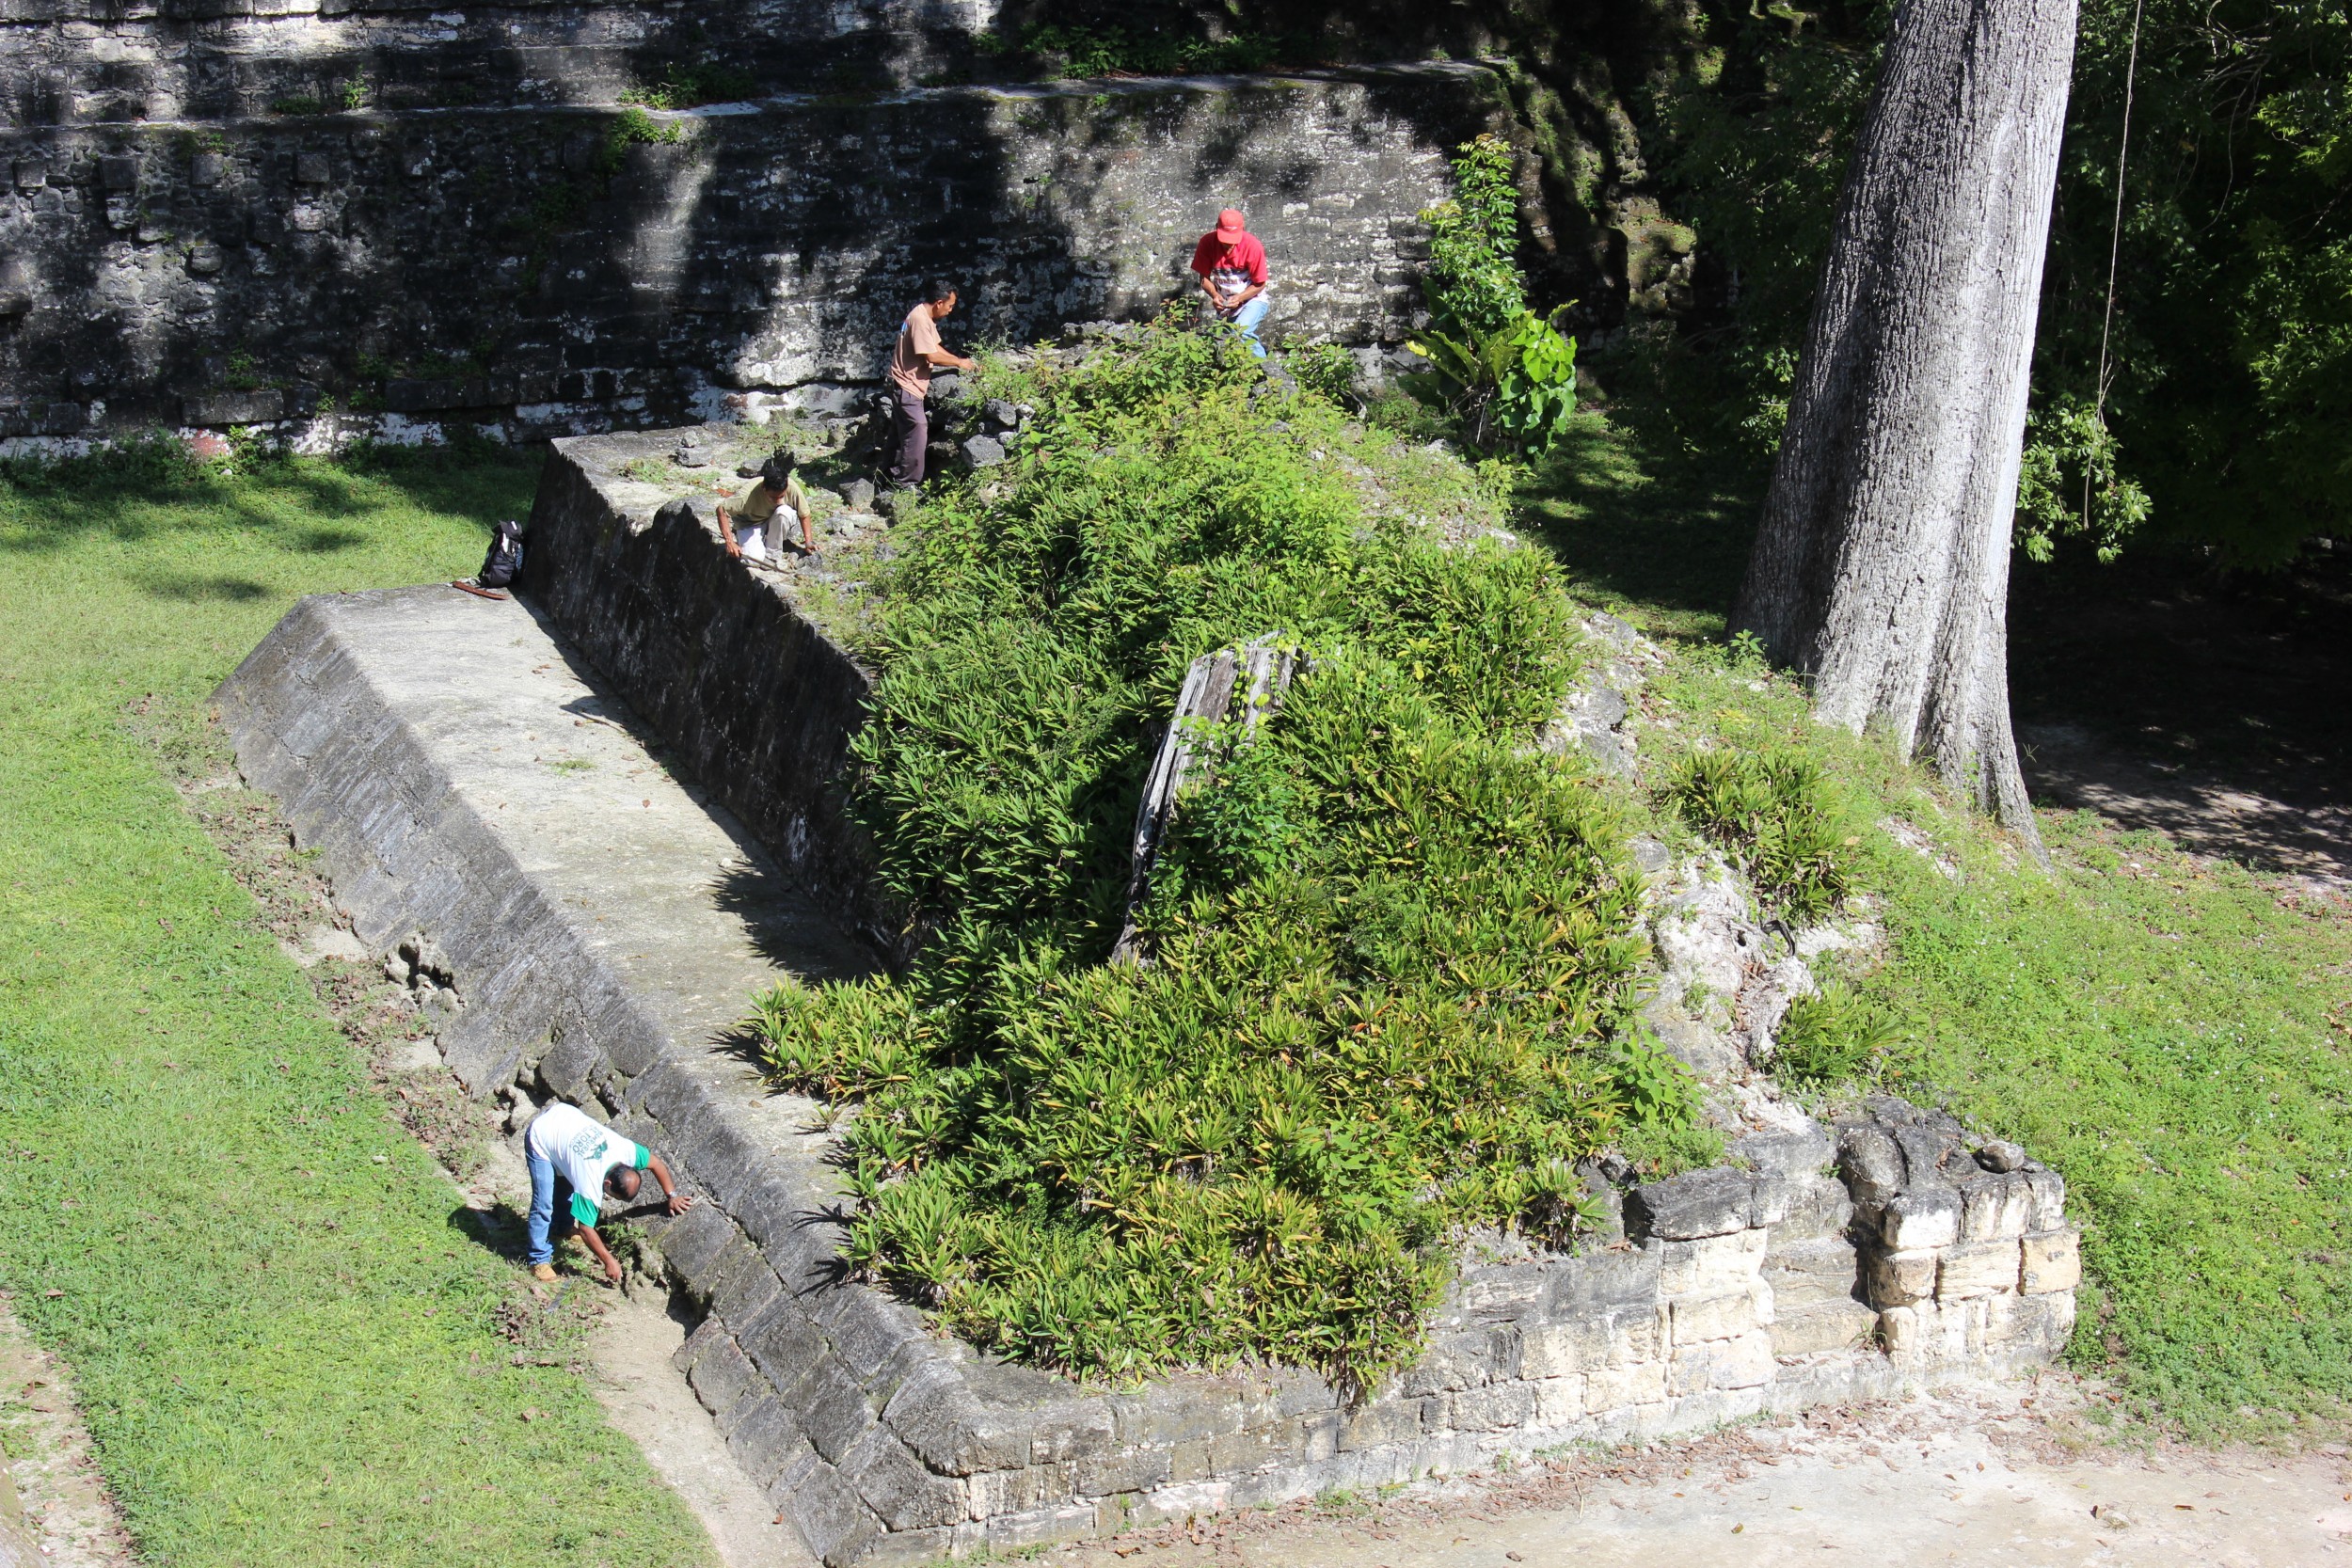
[1214,208,1248,243]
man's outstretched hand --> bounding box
[602,1256,624,1286]
[666,1190,693,1218]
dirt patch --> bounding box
[2022,721,2352,892]
[2010,540,2352,893]
[1056,1375,2352,1568]
[589,1285,819,1568]
[0,1296,137,1566]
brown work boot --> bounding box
[531,1263,558,1283]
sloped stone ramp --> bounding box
[215,582,2079,1568]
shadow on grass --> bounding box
[0,443,536,559]
[1511,406,1766,644]
[140,573,273,602]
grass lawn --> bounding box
[1645,651,2352,1436]
[1536,395,2352,1436]
[0,451,714,1567]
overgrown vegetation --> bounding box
[0,451,712,1565]
[751,320,1690,1387]
[1644,650,2352,1436]
[1663,743,1855,921]
[1404,135,1580,453]
[1769,983,1900,1089]
[621,62,759,110]
[978,22,1289,78]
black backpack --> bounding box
[478,518,525,589]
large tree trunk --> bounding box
[1732,0,2077,857]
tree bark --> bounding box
[1732,0,2077,858]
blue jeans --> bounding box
[1219,294,1270,358]
[524,1148,579,1265]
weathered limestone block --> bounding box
[985,1501,1100,1553]
[1770,1299,1879,1356]
[1936,1239,2023,1301]
[1397,1327,1507,1395]
[1657,1229,1768,1295]
[1668,1330,1773,1396]
[1755,1171,1851,1237]
[775,1451,885,1568]
[1880,1188,1963,1251]
[840,1427,970,1531]
[1337,1398,1427,1452]
[1628,1167,1755,1241]
[1761,1237,1862,1309]
[2020,1227,2082,1294]
[1552,1245,1663,1311]
[688,1334,762,1423]
[1443,1383,1537,1433]
[1668,1286,1769,1346]
[1456,1263,1549,1321]
[1529,1374,1588,1426]
[2026,1168,2068,1230]
[1959,1171,2034,1241]
[1836,1123,1906,1210]
[728,1395,816,1489]
[1518,1317,1606,1379]
[1867,1248,1940,1308]
[1584,1358,1669,1410]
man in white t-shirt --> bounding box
[523,1101,691,1284]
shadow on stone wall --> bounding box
[0,53,1500,440]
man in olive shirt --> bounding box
[884,278,977,490]
[718,454,813,562]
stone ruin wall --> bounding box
[430,430,2077,1566]
[3,0,1004,126]
[0,0,1504,449]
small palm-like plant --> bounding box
[1404,306,1580,453]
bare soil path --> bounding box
[0,1297,136,1567]
[1056,1380,2351,1568]
[588,1287,818,1568]
[2011,542,2352,890]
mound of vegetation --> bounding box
[752,322,1700,1386]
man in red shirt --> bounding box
[1190,208,1270,358]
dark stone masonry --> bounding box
[0,40,1502,446]
[213,434,2082,1567]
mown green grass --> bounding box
[0,452,714,1567]
[1646,652,2352,1436]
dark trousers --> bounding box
[886,387,928,488]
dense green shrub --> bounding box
[1664,746,1854,921]
[1771,982,1902,1087]
[1420,133,1528,341]
[750,321,1678,1386]
[1406,135,1581,453]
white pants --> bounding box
[735,521,769,562]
